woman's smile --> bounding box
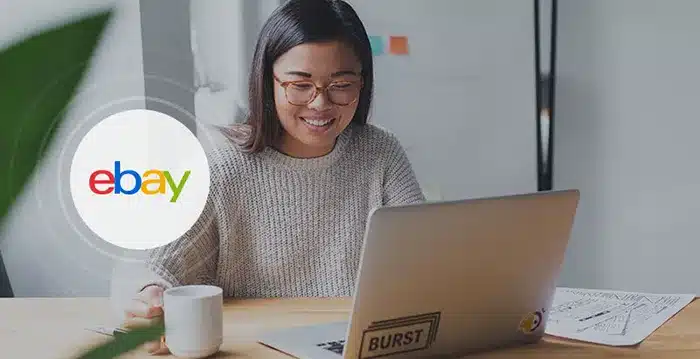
[300,115,337,130]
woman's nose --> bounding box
[307,90,333,110]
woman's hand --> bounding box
[124,285,169,355]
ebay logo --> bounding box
[89,161,190,202]
[70,109,210,250]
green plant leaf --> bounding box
[76,323,165,359]
[0,10,112,223]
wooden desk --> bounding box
[1,297,699,358]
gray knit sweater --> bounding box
[139,123,425,298]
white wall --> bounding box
[140,0,196,134]
[554,0,700,294]
[0,0,146,297]
[191,0,282,127]
[348,0,539,200]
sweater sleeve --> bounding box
[141,185,221,290]
[109,191,219,316]
[382,137,426,206]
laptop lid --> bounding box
[257,190,580,359]
[342,189,580,358]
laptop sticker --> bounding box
[359,312,441,359]
[519,308,546,333]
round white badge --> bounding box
[69,109,210,250]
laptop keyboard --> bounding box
[316,339,346,355]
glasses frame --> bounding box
[273,74,363,106]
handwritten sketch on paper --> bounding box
[545,287,695,346]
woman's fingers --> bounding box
[121,287,168,355]
[126,285,164,319]
[145,305,163,318]
[123,297,164,330]
[125,299,163,319]
[125,299,148,318]
[138,286,164,307]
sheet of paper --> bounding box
[545,287,696,346]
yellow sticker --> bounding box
[519,308,545,333]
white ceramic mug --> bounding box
[163,285,223,358]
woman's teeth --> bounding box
[302,117,334,127]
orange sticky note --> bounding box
[389,36,409,55]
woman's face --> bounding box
[272,40,362,158]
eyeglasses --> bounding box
[273,74,362,106]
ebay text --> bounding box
[89,161,190,203]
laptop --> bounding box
[258,189,580,359]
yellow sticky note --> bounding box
[389,36,409,55]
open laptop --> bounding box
[258,189,580,359]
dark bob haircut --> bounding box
[227,0,374,153]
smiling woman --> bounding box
[269,42,364,158]
[114,0,424,354]
[229,0,374,159]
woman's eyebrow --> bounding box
[330,70,359,77]
[283,70,359,78]
[284,70,312,78]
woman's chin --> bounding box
[280,118,348,156]
[293,133,339,157]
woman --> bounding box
[122,0,424,353]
